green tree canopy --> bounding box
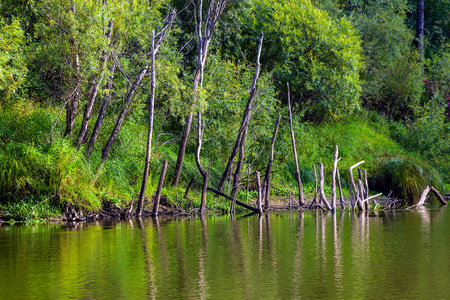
[236,0,364,121]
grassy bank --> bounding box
[0,101,448,222]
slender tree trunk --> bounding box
[263,114,281,207]
[217,31,264,192]
[313,163,318,203]
[415,0,424,56]
[287,83,304,206]
[337,168,345,209]
[172,0,227,187]
[364,169,369,199]
[152,160,168,216]
[99,11,175,165]
[256,171,263,213]
[86,61,117,156]
[246,165,251,203]
[64,52,81,137]
[230,125,248,212]
[137,31,156,217]
[76,20,113,150]
[184,178,195,197]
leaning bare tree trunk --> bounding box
[287,83,304,206]
[152,160,168,216]
[64,51,81,137]
[136,31,156,217]
[184,178,195,198]
[76,20,113,150]
[317,162,332,210]
[348,161,365,210]
[217,31,264,192]
[86,61,117,157]
[98,11,175,167]
[171,0,227,187]
[430,186,447,205]
[230,125,248,212]
[262,114,281,207]
[331,145,340,211]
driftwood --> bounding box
[409,185,448,208]
[287,83,304,206]
[152,160,168,216]
[207,187,260,212]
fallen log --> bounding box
[409,185,447,208]
[207,187,260,212]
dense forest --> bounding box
[0,0,449,220]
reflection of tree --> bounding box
[136,217,157,298]
[198,216,207,299]
[292,212,305,298]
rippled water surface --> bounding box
[1,207,450,299]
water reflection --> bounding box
[1,208,450,299]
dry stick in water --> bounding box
[357,167,369,210]
[331,145,340,211]
[348,161,365,210]
[358,179,365,207]
[317,162,332,210]
[310,163,319,209]
[152,160,168,216]
[363,169,370,210]
[256,171,263,213]
[337,168,345,209]
[287,83,304,206]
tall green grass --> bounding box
[373,155,445,204]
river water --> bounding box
[1,207,449,299]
